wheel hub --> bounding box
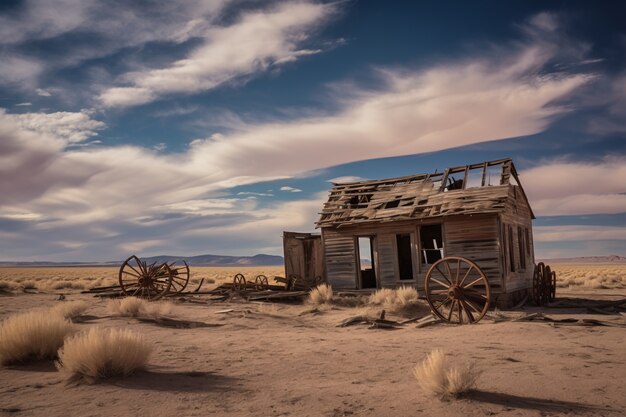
[448,284,464,300]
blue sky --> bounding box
[0,0,624,261]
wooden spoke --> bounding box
[425,256,491,324]
[447,300,456,321]
[463,277,484,289]
[433,296,451,310]
[430,277,451,289]
[444,260,454,285]
[434,264,452,285]
[460,300,475,323]
[458,266,473,287]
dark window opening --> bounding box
[444,175,464,191]
[525,228,531,255]
[349,194,372,208]
[385,197,401,209]
[357,237,377,289]
[508,225,515,272]
[396,234,414,280]
[420,224,443,264]
[518,227,526,269]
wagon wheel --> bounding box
[167,261,190,293]
[254,275,269,290]
[424,256,491,324]
[533,263,546,306]
[543,265,552,305]
[550,271,557,302]
[232,273,246,292]
[119,255,172,300]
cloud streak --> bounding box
[99,2,335,107]
[521,156,626,216]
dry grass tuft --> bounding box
[308,284,334,305]
[107,297,175,318]
[368,286,421,315]
[0,310,75,365]
[413,349,479,399]
[0,281,15,293]
[50,301,89,319]
[57,327,151,383]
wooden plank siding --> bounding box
[322,229,358,289]
[442,214,503,292]
[499,185,534,293]
[322,213,507,294]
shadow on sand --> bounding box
[7,361,58,373]
[466,390,611,413]
[112,370,240,393]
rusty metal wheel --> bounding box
[233,273,246,291]
[424,256,491,324]
[255,275,268,290]
[533,263,546,305]
[167,261,190,293]
[119,255,172,300]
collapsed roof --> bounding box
[317,158,534,228]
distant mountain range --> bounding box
[0,253,284,267]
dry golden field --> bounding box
[1,264,625,293]
[550,263,626,289]
[0,266,285,293]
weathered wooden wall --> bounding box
[283,232,325,285]
[443,215,503,291]
[321,228,358,288]
[499,185,535,293]
[321,213,505,293]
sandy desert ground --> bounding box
[1,265,625,417]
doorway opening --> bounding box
[396,234,414,280]
[357,236,377,289]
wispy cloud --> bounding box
[521,156,626,216]
[327,175,367,183]
[99,2,336,107]
[280,186,303,193]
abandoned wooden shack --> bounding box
[284,158,536,308]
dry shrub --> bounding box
[369,286,420,314]
[57,327,151,383]
[413,349,479,399]
[0,281,15,293]
[50,280,85,290]
[308,284,334,305]
[22,281,37,290]
[107,297,174,318]
[0,310,75,365]
[51,301,89,319]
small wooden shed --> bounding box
[313,158,535,308]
